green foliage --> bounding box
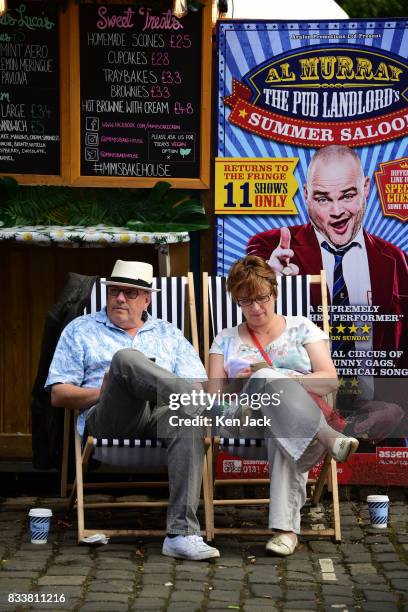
[126,182,210,232]
[0,178,209,233]
[337,0,407,17]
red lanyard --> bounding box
[246,326,273,367]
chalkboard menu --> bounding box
[0,1,60,175]
[79,4,202,180]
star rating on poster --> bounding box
[329,321,371,341]
[338,376,361,394]
[338,377,359,387]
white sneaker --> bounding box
[162,535,220,560]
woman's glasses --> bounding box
[107,286,141,300]
[236,294,272,307]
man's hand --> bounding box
[267,227,299,276]
[51,383,101,412]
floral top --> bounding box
[210,316,328,379]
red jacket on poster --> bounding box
[247,223,408,365]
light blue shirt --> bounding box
[45,308,207,435]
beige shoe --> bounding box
[265,533,298,556]
[331,436,359,463]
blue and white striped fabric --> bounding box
[92,438,167,467]
[219,437,266,460]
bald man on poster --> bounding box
[247,145,408,365]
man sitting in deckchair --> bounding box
[46,260,219,561]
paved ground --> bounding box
[0,489,407,612]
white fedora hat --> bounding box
[101,260,159,292]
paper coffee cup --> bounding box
[367,495,389,529]
[29,508,52,544]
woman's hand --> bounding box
[236,367,252,379]
[208,353,250,394]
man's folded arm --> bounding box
[51,383,100,412]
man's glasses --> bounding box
[236,294,272,307]
[107,286,141,300]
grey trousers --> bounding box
[244,370,326,534]
[266,435,325,533]
[86,349,206,536]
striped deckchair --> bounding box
[60,273,211,542]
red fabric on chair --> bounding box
[309,391,346,433]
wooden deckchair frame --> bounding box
[59,272,212,541]
[203,270,341,542]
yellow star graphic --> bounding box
[361,324,371,334]
[338,377,346,388]
[328,324,333,333]
[349,323,358,334]
[238,108,248,118]
[350,377,359,388]
[336,324,346,333]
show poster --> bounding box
[216,19,408,484]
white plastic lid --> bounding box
[367,495,389,503]
[29,508,53,517]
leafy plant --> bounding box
[0,177,209,233]
[126,182,209,232]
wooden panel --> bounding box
[28,251,55,426]
[168,243,189,277]
[60,4,72,184]
[50,246,161,293]
[2,247,31,433]
[68,0,80,185]
[200,190,216,274]
[0,435,32,459]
